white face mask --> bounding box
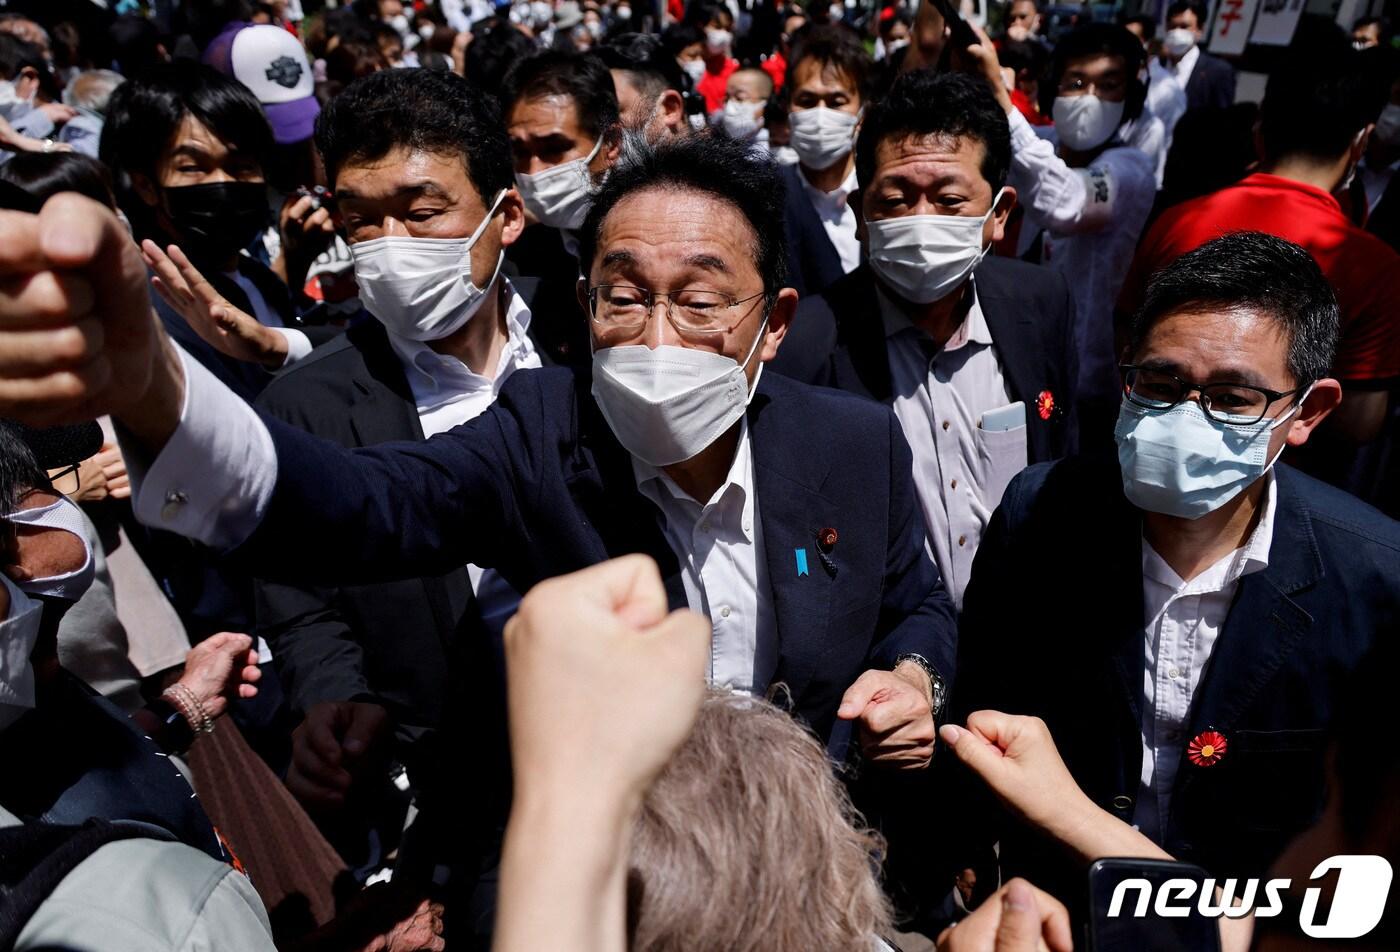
[0,78,33,121]
[0,575,43,732]
[770,144,801,165]
[789,106,859,171]
[389,13,412,37]
[867,189,1004,304]
[885,37,909,57]
[1374,103,1400,148]
[1163,27,1196,58]
[516,136,604,231]
[615,5,632,19]
[705,29,733,53]
[720,98,765,140]
[681,58,706,84]
[350,189,506,341]
[7,497,95,602]
[591,314,770,467]
[1052,94,1125,151]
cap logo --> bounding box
[265,56,303,89]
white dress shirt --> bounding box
[633,418,774,693]
[385,279,540,636]
[799,165,862,275]
[1132,472,1276,841]
[225,267,313,367]
[880,282,1026,609]
[1159,45,1201,92]
[1146,57,1189,145]
[1007,108,1157,405]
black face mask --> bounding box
[161,181,270,263]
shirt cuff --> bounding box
[126,346,277,551]
[1006,107,1042,153]
[273,328,313,368]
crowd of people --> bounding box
[0,0,1396,949]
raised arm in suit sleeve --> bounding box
[255,579,374,717]
[1006,108,1156,237]
[128,344,536,586]
[866,408,959,682]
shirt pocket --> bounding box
[974,416,1029,515]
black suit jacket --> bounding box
[780,162,848,298]
[769,258,1080,463]
[252,285,564,756]
[952,455,1400,892]
[1184,51,1236,112]
[235,366,957,754]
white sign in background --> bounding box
[1208,0,1262,56]
[1250,0,1305,46]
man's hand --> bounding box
[286,700,390,810]
[958,22,1015,115]
[936,879,1074,952]
[274,192,337,291]
[174,631,262,721]
[141,240,289,370]
[0,195,184,447]
[837,663,936,769]
[504,554,711,809]
[37,102,77,127]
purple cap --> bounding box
[204,22,320,145]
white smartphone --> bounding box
[980,401,1026,432]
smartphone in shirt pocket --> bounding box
[977,401,1029,510]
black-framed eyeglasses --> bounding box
[1121,365,1304,426]
[587,285,765,337]
[47,464,80,497]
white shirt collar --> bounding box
[384,276,536,400]
[799,164,860,214]
[1170,44,1201,84]
[1142,468,1277,594]
[877,277,992,352]
[632,417,757,544]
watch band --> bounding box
[895,653,946,717]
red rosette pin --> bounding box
[1187,730,1228,768]
[1036,390,1055,421]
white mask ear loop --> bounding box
[1263,383,1313,468]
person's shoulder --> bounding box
[977,255,1070,301]
[18,837,272,952]
[495,365,583,425]
[1001,453,1125,517]
[758,370,882,422]
[1099,141,1157,182]
[1277,465,1400,553]
[255,324,375,412]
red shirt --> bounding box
[696,58,738,114]
[762,52,787,93]
[1120,173,1400,387]
[1010,88,1051,126]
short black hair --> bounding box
[1166,0,1209,25]
[1260,23,1378,162]
[314,67,513,200]
[500,49,620,142]
[0,33,42,82]
[785,24,873,105]
[599,32,686,102]
[1042,23,1146,121]
[684,1,733,30]
[108,15,164,79]
[662,22,704,59]
[0,422,44,554]
[1121,14,1157,41]
[464,22,535,98]
[0,153,116,209]
[99,62,274,232]
[999,36,1049,79]
[579,134,788,306]
[1130,232,1339,387]
[855,69,1011,192]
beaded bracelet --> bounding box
[163,682,215,735]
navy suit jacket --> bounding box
[234,366,957,750]
[952,454,1400,889]
[770,258,1080,464]
[780,162,847,299]
[1184,51,1236,112]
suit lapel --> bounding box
[976,272,1046,445]
[834,267,893,402]
[748,381,837,697]
[1187,471,1322,734]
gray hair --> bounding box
[627,691,893,951]
[62,70,126,117]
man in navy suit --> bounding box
[0,132,957,830]
[949,232,1400,902]
[1160,1,1236,113]
[773,71,1078,608]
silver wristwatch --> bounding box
[895,653,946,718]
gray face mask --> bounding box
[6,497,95,602]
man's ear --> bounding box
[849,187,867,241]
[989,186,1017,244]
[659,89,686,135]
[498,188,527,249]
[759,287,798,363]
[1284,378,1343,448]
[130,171,159,209]
[575,275,590,316]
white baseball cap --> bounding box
[204,23,320,145]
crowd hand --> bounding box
[276,191,337,283]
[939,711,1099,845]
[956,21,1015,115]
[94,441,129,499]
[141,239,289,370]
[504,555,711,809]
[295,884,444,952]
[837,664,937,770]
[0,194,183,443]
[286,700,389,810]
[37,102,77,127]
[936,879,1075,952]
[176,631,261,721]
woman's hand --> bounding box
[176,631,262,721]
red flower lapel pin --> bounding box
[1036,390,1055,421]
[1187,730,1228,767]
